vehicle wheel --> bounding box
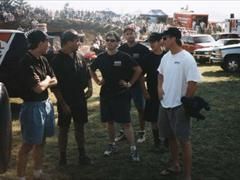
[224,55,240,73]
[0,83,12,174]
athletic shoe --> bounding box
[103,143,118,156]
[114,130,126,142]
[137,131,146,143]
[129,149,140,162]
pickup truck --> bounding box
[210,44,240,72]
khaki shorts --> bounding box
[158,104,191,142]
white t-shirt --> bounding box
[157,50,201,108]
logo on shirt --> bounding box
[174,61,180,64]
[113,61,122,67]
[132,53,140,59]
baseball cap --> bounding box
[163,27,182,39]
[148,32,163,42]
[61,29,85,43]
[25,29,49,48]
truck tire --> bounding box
[0,82,12,174]
[224,55,240,73]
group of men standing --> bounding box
[16,26,201,180]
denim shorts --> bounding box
[19,99,55,144]
[130,81,145,110]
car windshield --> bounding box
[193,36,215,43]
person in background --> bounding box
[116,26,150,143]
[51,29,93,166]
[17,30,57,180]
[157,27,201,180]
[139,32,167,149]
[90,31,142,161]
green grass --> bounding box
[1,65,240,180]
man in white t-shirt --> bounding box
[157,27,201,180]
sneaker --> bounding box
[104,143,118,156]
[79,155,93,165]
[114,130,126,142]
[129,149,140,162]
[137,131,146,143]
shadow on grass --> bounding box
[202,69,240,78]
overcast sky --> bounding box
[26,0,240,21]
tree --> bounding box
[11,0,30,9]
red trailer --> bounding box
[174,12,208,29]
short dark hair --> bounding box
[123,26,135,33]
[105,31,120,42]
[148,32,163,42]
[163,27,182,40]
[61,29,84,46]
[25,29,49,49]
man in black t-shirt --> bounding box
[90,31,142,161]
[118,27,150,143]
[139,32,167,149]
[17,30,57,180]
[51,29,93,166]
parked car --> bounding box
[193,38,240,64]
[212,32,240,41]
[0,30,27,97]
[210,43,240,72]
[182,34,216,54]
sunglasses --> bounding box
[163,37,168,40]
[106,39,117,42]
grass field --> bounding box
[1,65,240,180]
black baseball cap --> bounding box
[61,29,85,44]
[148,32,163,42]
[163,27,182,39]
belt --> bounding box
[162,105,182,111]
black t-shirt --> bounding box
[90,51,138,97]
[51,51,90,105]
[118,43,150,64]
[20,52,55,102]
[140,51,166,98]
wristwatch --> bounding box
[127,82,132,88]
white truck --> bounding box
[211,43,240,72]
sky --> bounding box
[26,0,240,22]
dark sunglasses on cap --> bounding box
[106,39,117,42]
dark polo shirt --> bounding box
[140,51,166,98]
[90,51,138,98]
[51,51,90,105]
[20,52,55,102]
[118,43,150,64]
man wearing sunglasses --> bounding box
[117,27,150,144]
[90,31,142,161]
[157,27,201,180]
[139,32,167,149]
[51,29,93,166]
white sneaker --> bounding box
[137,131,146,143]
[114,130,126,142]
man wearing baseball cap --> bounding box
[139,32,167,149]
[157,27,201,180]
[17,30,57,180]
